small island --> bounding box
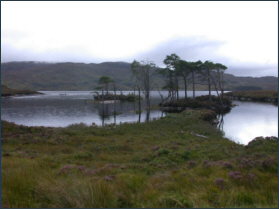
[161,95,232,114]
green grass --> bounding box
[1,110,278,208]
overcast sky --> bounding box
[1,1,278,77]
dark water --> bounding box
[1,91,278,145]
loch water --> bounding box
[1,91,278,145]
[219,100,278,144]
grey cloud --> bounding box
[1,43,106,64]
[128,36,226,67]
[129,37,278,78]
[226,63,278,77]
[1,37,278,78]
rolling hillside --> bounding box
[1,62,135,91]
[1,61,278,91]
[223,74,278,91]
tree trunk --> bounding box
[113,83,116,124]
[138,87,141,113]
[207,70,212,103]
[213,79,224,107]
[146,98,150,112]
[176,75,179,100]
[192,72,195,100]
[184,77,187,99]
[138,110,141,123]
[102,86,104,101]
[208,83,211,103]
[102,85,105,126]
[146,109,150,122]
[105,83,109,95]
[221,71,224,96]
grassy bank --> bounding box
[1,85,42,97]
[224,90,278,103]
[1,110,278,208]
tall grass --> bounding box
[1,111,278,208]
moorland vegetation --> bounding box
[1,110,278,208]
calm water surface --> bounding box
[220,100,278,144]
[1,91,278,145]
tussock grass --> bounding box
[1,110,278,208]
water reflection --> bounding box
[219,100,278,145]
[96,101,152,125]
[1,90,187,127]
[217,110,225,132]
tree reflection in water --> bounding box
[97,100,154,125]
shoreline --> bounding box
[224,90,278,103]
[1,85,43,97]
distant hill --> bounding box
[223,74,278,91]
[1,61,278,91]
[1,61,135,91]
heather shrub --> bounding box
[228,171,242,179]
[223,162,234,169]
[214,178,225,190]
[247,137,265,148]
[188,160,195,168]
[261,158,278,173]
[238,158,255,169]
[201,160,215,168]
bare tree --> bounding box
[199,61,215,103]
[215,63,227,96]
[131,60,154,111]
[132,74,141,113]
[131,59,156,111]
[156,67,176,101]
[209,63,228,107]
[155,83,171,106]
[111,79,117,123]
[199,61,228,106]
